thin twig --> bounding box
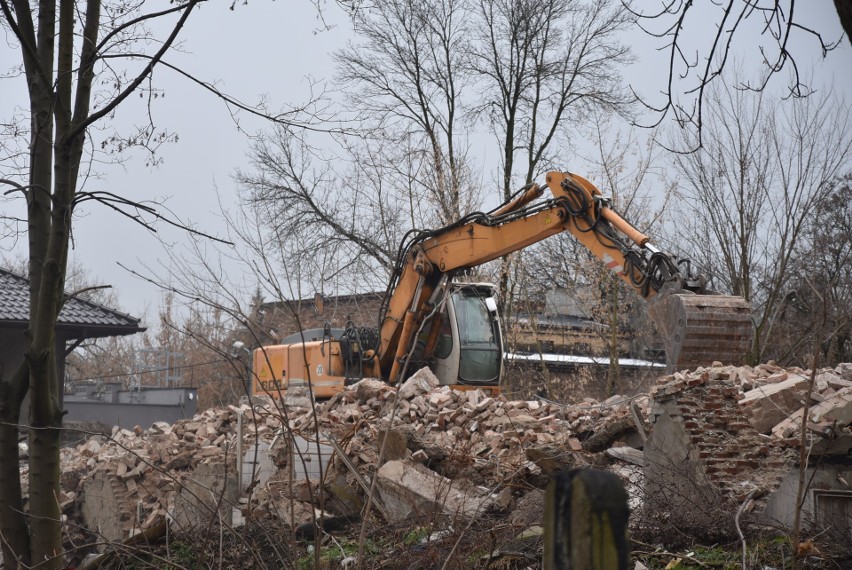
[735,489,758,569]
[632,550,712,568]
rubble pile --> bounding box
[23,409,248,542]
[648,362,852,444]
[302,371,637,442]
[32,362,852,552]
[38,367,644,544]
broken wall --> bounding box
[172,460,239,531]
[643,367,797,537]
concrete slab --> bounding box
[376,459,508,522]
[741,374,808,433]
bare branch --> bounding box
[625,0,844,146]
[73,190,234,245]
[71,0,204,139]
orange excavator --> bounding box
[252,171,752,398]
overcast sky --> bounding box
[1,1,849,325]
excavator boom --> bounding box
[378,171,753,377]
[543,172,754,371]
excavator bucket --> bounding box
[649,291,753,372]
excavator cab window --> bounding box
[434,305,453,359]
[453,288,502,384]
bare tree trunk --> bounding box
[28,171,74,570]
[0,362,30,566]
[21,0,62,562]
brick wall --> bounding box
[649,368,796,497]
[642,367,798,539]
[258,292,385,340]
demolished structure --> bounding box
[35,362,852,561]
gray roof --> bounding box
[0,267,144,339]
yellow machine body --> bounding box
[251,171,753,399]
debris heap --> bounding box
[32,361,852,552]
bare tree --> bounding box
[336,0,478,226]
[236,0,490,299]
[0,2,208,564]
[468,0,633,324]
[235,126,428,296]
[668,75,852,365]
[770,174,852,366]
[0,0,339,564]
[471,0,633,199]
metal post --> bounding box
[237,410,243,492]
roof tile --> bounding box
[0,267,142,331]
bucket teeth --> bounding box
[649,293,752,372]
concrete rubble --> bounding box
[27,362,852,551]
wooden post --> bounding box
[543,469,630,570]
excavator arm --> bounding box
[377,171,752,381]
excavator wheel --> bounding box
[649,292,753,372]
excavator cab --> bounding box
[422,283,504,388]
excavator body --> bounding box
[251,283,503,398]
[251,171,753,398]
